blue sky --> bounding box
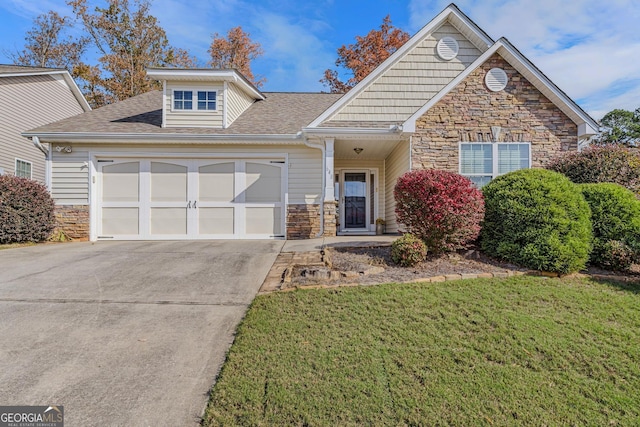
[1,0,639,120]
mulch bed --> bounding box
[289,245,640,286]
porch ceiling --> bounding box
[335,138,404,160]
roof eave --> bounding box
[21,131,304,144]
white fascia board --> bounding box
[1,70,91,112]
[21,131,303,144]
[403,39,599,136]
[146,68,265,100]
[307,4,494,128]
[303,126,401,136]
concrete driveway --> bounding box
[0,240,283,426]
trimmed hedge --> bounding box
[391,233,427,267]
[580,183,640,271]
[481,169,592,274]
[547,145,640,195]
[0,175,55,243]
[394,169,484,254]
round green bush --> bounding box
[481,169,592,274]
[0,175,55,244]
[391,234,427,267]
[580,182,640,271]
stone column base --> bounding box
[322,201,337,237]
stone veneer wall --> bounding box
[412,54,578,172]
[286,204,321,239]
[55,205,90,240]
[322,201,337,237]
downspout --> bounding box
[32,136,51,190]
[303,137,325,238]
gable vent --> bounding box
[436,37,459,61]
[485,68,508,92]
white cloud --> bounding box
[249,11,335,91]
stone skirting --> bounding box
[286,204,321,239]
[322,201,337,237]
[54,205,90,240]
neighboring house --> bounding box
[0,65,90,182]
[23,4,598,241]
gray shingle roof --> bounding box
[28,90,344,136]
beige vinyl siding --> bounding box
[335,159,385,219]
[164,82,224,128]
[0,74,84,182]
[51,150,90,205]
[52,143,322,205]
[384,140,410,232]
[226,82,255,125]
[332,22,481,123]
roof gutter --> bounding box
[21,131,305,144]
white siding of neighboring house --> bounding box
[164,82,224,128]
[334,159,385,221]
[51,150,90,205]
[0,74,85,182]
[384,140,410,232]
[50,143,323,206]
[331,22,482,123]
[226,82,255,125]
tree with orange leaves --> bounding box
[209,27,265,88]
[321,15,409,93]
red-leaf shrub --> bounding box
[0,175,55,243]
[391,233,427,267]
[394,170,484,253]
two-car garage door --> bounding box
[97,158,285,239]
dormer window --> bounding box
[174,90,192,110]
[172,90,218,111]
[197,91,217,110]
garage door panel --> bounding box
[199,162,235,202]
[102,162,139,202]
[102,207,139,235]
[246,207,281,235]
[151,162,188,202]
[198,207,234,235]
[245,163,281,203]
[150,208,188,235]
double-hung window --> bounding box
[460,142,530,187]
[15,159,32,179]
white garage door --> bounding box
[97,158,286,239]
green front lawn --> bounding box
[203,276,640,426]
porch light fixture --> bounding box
[353,147,364,155]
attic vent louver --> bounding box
[485,68,508,92]
[436,37,459,60]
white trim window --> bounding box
[173,89,217,111]
[197,91,217,110]
[173,90,193,110]
[459,142,530,187]
[15,158,32,179]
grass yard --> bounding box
[203,276,640,426]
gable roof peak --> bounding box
[307,3,494,128]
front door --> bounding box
[338,169,376,233]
